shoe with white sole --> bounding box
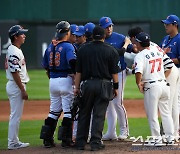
[102,133,117,141]
[8,142,30,150]
[118,132,129,140]
[118,134,128,140]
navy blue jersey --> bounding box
[160,33,180,68]
[105,32,126,70]
[42,41,76,78]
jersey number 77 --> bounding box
[149,58,162,73]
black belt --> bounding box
[149,79,166,84]
[87,77,110,81]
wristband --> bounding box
[113,82,119,89]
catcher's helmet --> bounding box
[8,25,28,38]
[55,21,70,39]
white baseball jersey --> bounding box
[5,44,30,83]
[134,43,166,82]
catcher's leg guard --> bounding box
[59,117,73,147]
[40,125,51,140]
[40,117,58,148]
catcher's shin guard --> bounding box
[40,125,51,140]
[40,117,58,148]
[58,117,73,147]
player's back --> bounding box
[135,44,166,83]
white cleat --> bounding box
[102,134,118,141]
[8,142,30,150]
[118,135,128,140]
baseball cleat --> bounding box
[8,142,30,150]
[102,134,118,141]
[118,135,128,140]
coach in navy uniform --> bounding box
[74,26,119,151]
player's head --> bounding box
[55,21,70,40]
[135,32,150,50]
[128,27,143,44]
[84,22,95,41]
[93,26,105,41]
[69,24,77,43]
[8,25,28,42]
[99,16,113,38]
[161,15,179,34]
[73,25,86,44]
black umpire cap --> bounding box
[93,26,105,40]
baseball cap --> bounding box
[161,14,180,25]
[8,25,28,38]
[135,32,150,43]
[73,25,85,37]
[70,24,78,34]
[93,26,105,40]
[99,16,114,28]
[84,22,95,34]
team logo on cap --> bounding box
[105,18,109,23]
[76,26,79,32]
[86,28,88,32]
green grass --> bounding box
[0,118,150,150]
[0,69,143,100]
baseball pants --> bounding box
[105,70,129,137]
[6,81,26,147]
[144,81,174,138]
[166,66,179,137]
[48,76,74,120]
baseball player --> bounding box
[5,25,30,150]
[40,21,76,148]
[99,16,130,140]
[134,32,174,145]
[129,27,179,138]
[160,15,180,135]
[69,24,77,44]
[73,25,86,49]
[84,22,96,42]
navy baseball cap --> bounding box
[70,24,78,34]
[99,16,114,28]
[161,14,180,25]
[9,25,28,38]
[73,25,85,37]
[84,22,95,34]
[135,32,150,43]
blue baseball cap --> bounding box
[161,14,180,25]
[84,22,95,34]
[135,32,150,43]
[70,24,78,34]
[73,25,85,37]
[99,16,114,28]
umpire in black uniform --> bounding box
[74,26,119,151]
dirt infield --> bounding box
[0,99,146,121]
[1,100,179,154]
